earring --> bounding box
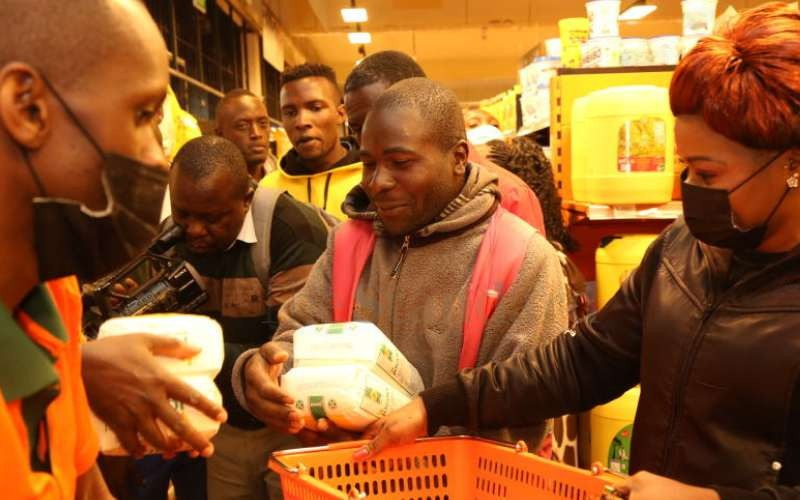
[787,172,800,189]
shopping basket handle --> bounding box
[325,440,370,451]
[592,462,630,500]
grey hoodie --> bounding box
[235,163,568,446]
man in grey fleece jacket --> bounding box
[231,77,568,449]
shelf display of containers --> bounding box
[559,17,590,68]
[649,36,681,65]
[571,85,675,205]
[621,38,652,66]
[581,37,622,67]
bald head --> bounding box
[1,0,158,90]
[370,78,466,152]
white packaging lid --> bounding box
[98,314,224,378]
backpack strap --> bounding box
[331,220,375,322]
[250,187,284,290]
[459,207,533,369]
[329,209,532,371]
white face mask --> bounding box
[466,124,504,145]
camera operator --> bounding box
[168,135,328,499]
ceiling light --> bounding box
[619,2,657,21]
[341,7,368,23]
[348,32,372,44]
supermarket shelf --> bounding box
[557,65,677,76]
[564,200,682,222]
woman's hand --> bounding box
[353,398,428,460]
[616,471,720,500]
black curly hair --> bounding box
[488,137,577,252]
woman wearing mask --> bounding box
[357,3,800,498]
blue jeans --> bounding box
[133,453,207,500]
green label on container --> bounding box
[325,324,344,335]
[309,396,327,420]
[608,424,633,474]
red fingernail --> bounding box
[353,447,370,461]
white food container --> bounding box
[282,365,412,432]
[91,314,224,455]
[293,322,424,396]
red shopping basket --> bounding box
[268,436,624,499]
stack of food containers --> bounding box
[582,0,622,68]
[281,322,424,432]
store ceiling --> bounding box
[266,0,758,101]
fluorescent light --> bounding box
[348,32,372,44]
[341,8,368,23]
[619,4,657,21]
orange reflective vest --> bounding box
[0,277,99,499]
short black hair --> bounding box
[370,78,465,151]
[172,136,251,197]
[281,63,339,94]
[215,88,263,122]
[344,51,426,94]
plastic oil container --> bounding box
[590,386,640,474]
[595,234,658,308]
[91,314,224,455]
[571,85,675,205]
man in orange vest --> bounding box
[231,78,567,449]
[0,1,225,497]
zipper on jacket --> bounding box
[306,178,312,204]
[390,236,411,279]
[659,301,717,474]
[322,173,333,211]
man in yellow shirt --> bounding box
[260,63,362,221]
[0,1,225,497]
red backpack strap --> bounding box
[332,220,376,322]
[459,207,534,369]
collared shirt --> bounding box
[0,277,99,499]
[235,207,257,245]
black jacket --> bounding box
[423,218,800,499]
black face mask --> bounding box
[24,76,167,283]
[681,150,789,251]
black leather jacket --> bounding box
[423,219,800,499]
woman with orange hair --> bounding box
[357,3,800,498]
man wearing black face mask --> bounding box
[0,0,226,496]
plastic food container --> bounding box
[590,387,641,475]
[681,0,719,36]
[92,314,224,455]
[559,17,590,68]
[581,37,621,68]
[680,35,702,57]
[595,234,659,308]
[571,85,676,205]
[293,322,424,396]
[621,38,652,66]
[545,37,563,58]
[269,436,625,499]
[586,0,621,38]
[281,365,412,432]
[649,35,681,65]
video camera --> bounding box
[82,222,208,338]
